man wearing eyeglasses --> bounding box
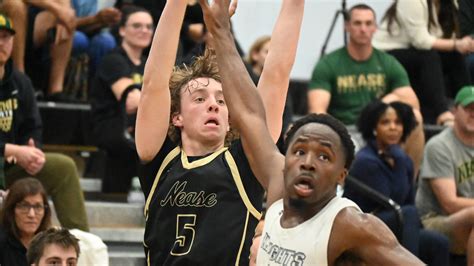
[0,13,88,232]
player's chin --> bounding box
[288,197,309,210]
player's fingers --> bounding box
[229,0,238,17]
[198,0,210,12]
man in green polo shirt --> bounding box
[308,3,423,174]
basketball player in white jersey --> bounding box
[199,0,424,264]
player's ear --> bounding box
[172,113,183,127]
[337,168,348,187]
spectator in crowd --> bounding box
[0,178,52,265]
[27,227,80,266]
[1,0,76,100]
[136,0,303,263]
[0,13,88,231]
[416,85,474,264]
[90,6,153,193]
[307,4,424,176]
[459,0,474,81]
[72,0,121,76]
[247,35,270,78]
[373,0,473,125]
[181,0,205,59]
[343,100,449,265]
[246,35,293,150]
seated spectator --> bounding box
[416,85,474,264]
[72,0,121,76]
[459,0,474,81]
[90,6,153,193]
[307,4,424,175]
[0,14,88,231]
[0,178,52,265]
[373,0,473,125]
[343,100,450,265]
[27,227,80,266]
[246,35,270,78]
[1,0,76,100]
[246,35,293,148]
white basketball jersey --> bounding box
[256,196,360,266]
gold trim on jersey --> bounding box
[181,147,228,169]
[235,211,250,265]
[225,151,262,220]
[144,146,181,218]
[147,250,150,266]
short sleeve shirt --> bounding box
[309,47,410,125]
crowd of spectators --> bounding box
[0,0,471,264]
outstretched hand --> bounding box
[198,0,237,35]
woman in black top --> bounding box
[91,6,154,193]
[0,178,51,266]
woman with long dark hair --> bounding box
[373,0,473,125]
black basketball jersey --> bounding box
[140,138,264,265]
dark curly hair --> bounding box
[284,113,355,169]
[357,100,418,143]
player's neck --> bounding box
[347,42,372,61]
[280,195,335,228]
[181,136,225,156]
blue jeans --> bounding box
[73,31,116,74]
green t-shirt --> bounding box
[309,47,410,125]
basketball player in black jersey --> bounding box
[201,0,424,264]
[135,0,304,264]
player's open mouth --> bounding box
[294,177,314,197]
[205,119,219,126]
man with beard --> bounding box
[416,85,474,264]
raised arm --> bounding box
[136,0,187,162]
[199,0,284,206]
[257,0,304,142]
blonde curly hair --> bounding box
[168,49,239,146]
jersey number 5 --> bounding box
[170,214,196,256]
